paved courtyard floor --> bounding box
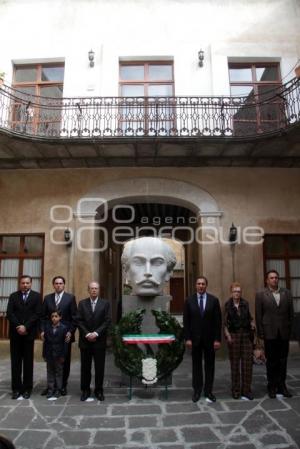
[0,350,300,449]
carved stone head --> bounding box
[121,237,177,296]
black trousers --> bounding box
[80,345,106,393]
[192,340,215,394]
[264,336,289,391]
[10,336,34,392]
[62,342,72,388]
[47,358,64,392]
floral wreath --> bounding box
[111,309,185,384]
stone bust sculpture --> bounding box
[121,237,177,296]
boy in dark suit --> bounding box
[6,275,42,399]
[43,310,69,400]
[41,275,77,395]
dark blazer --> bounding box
[255,288,294,340]
[224,297,253,333]
[6,289,42,340]
[43,322,69,361]
[183,292,222,345]
[77,298,111,349]
[41,292,77,341]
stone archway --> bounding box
[73,177,223,319]
[77,177,222,218]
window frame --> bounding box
[119,61,174,97]
[12,62,65,135]
[228,62,282,135]
[263,234,300,312]
[0,234,44,306]
[119,61,175,135]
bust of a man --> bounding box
[121,237,177,296]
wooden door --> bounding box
[170,277,184,314]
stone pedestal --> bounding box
[122,294,172,333]
[120,294,173,387]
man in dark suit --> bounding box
[183,276,222,403]
[41,275,77,395]
[6,275,42,399]
[77,281,111,401]
[255,269,294,398]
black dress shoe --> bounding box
[23,391,31,399]
[46,390,55,399]
[205,393,216,403]
[232,392,240,399]
[80,391,90,401]
[95,390,105,401]
[278,386,293,398]
[41,388,49,396]
[12,391,21,400]
[241,391,254,400]
[192,390,201,402]
[60,387,67,396]
[268,389,276,399]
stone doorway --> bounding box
[76,177,222,322]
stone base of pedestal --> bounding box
[120,294,173,386]
[122,294,172,333]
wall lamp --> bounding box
[88,49,95,67]
[198,49,204,67]
[64,228,72,247]
[229,223,238,244]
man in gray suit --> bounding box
[255,270,294,398]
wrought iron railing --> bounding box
[0,78,299,140]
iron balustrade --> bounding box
[0,78,299,140]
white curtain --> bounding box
[0,260,19,313]
[23,259,42,277]
[0,259,19,276]
[31,279,41,292]
[266,259,285,277]
[289,259,300,277]
[289,260,300,313]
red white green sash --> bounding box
[122,334,175,344]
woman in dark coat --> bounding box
[224,282,255,400]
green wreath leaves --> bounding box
[111,309,185,380]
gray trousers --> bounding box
[46,358,64,391]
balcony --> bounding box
[0,78,299,168]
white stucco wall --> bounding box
[0,0,299,97]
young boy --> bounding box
[43,310,69,399]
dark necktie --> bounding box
[23,292,28,302]
[199,294,204,316]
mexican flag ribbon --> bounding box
[122,334,175,344]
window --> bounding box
[264,235,300,313]
[119,61,174,135]
[0,235,44,338]
[12,63,64,136]
[229,63,282,135]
